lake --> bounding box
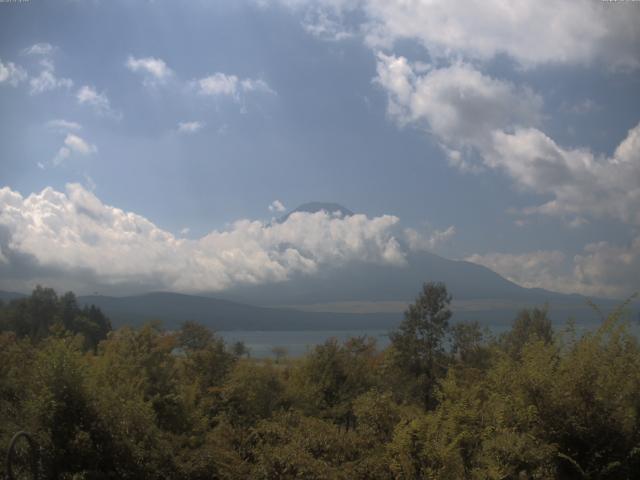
[219,320,640,358]
[219,329,391,358]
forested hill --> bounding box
[1,287,631,332]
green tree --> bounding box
[271,346,288,364]
[178,321,236,409]
[221,360,284,426]
[0,288,111,349]
[389,282,452,410]
[501,306,553,358]
[451,320,492,370]
[289,337,378,426]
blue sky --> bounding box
[1,0,639,298]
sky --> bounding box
[0,0,639,299]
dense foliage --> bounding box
[1,284,639,479]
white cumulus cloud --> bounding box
[374,53,640,227]
[52,134,97,166]
[23,43,55,56]
[466,250,569,292]
[0,184,405,293]
[28,58,73,95]
[375,54,542,155]
[282,0,640,70]
[76,85,118,117]
[46,119,82,132]
[197,73,240,96]
[0,59,28,87]
[177,121,204,134]
[29,70,73,95]
[268,200,286,213]
[486,124,640,226]
[195,72,275,98]
[404,225,456,252]
[467,237,640,299]
[126,55,173,85]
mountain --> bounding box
[217,203,622,318]
[217,249,587,306]
[69,288,637,331]
[0,287,629,333]
[1,203,635,330]
[0,290,26,303]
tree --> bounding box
[178,321,236,413]
[232,340,250,358]
[288,337,379,427]
[451,320,492,369]
[501,306,553,358]
[389,282,452,410]
[271,346,288,364]
[221,360,284,426]
[0,288,111,349]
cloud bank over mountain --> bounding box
[0,184,404,294]
[1,184,637,298]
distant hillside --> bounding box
[1,287,631,333]
[76,292,400,331]
[0,290,26,303]
[217,250,589,306]
[74,290,633,331]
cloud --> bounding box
[126,55,173,85]
[46,119,82,132]
[573,236,640,299]
[283,0,640,70]
[374,53,640,226]
[195,72,275,98]
[1,44,74,95]
[0,184,405,293]
[29,70,73,95]
[52,134,97,166]
[560,98,600,115]
[466,250,569,291]
[197,73,239,96]
[76,85,118,117]
[302,8,354,41]
[52,148,71,166]
[177,121,204,134]
[24,46,73,95]
[268,200,286,213]
[240,78,276,95]
[375,54,542,154]
[0,59,28,87]
[467,238,640,299]
[64,134,97,155]
[486,124,640,226]
[404,225,456,252]
[23,43,55,56]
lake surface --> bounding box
[219,329,391,358]
[220,320,640,358]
